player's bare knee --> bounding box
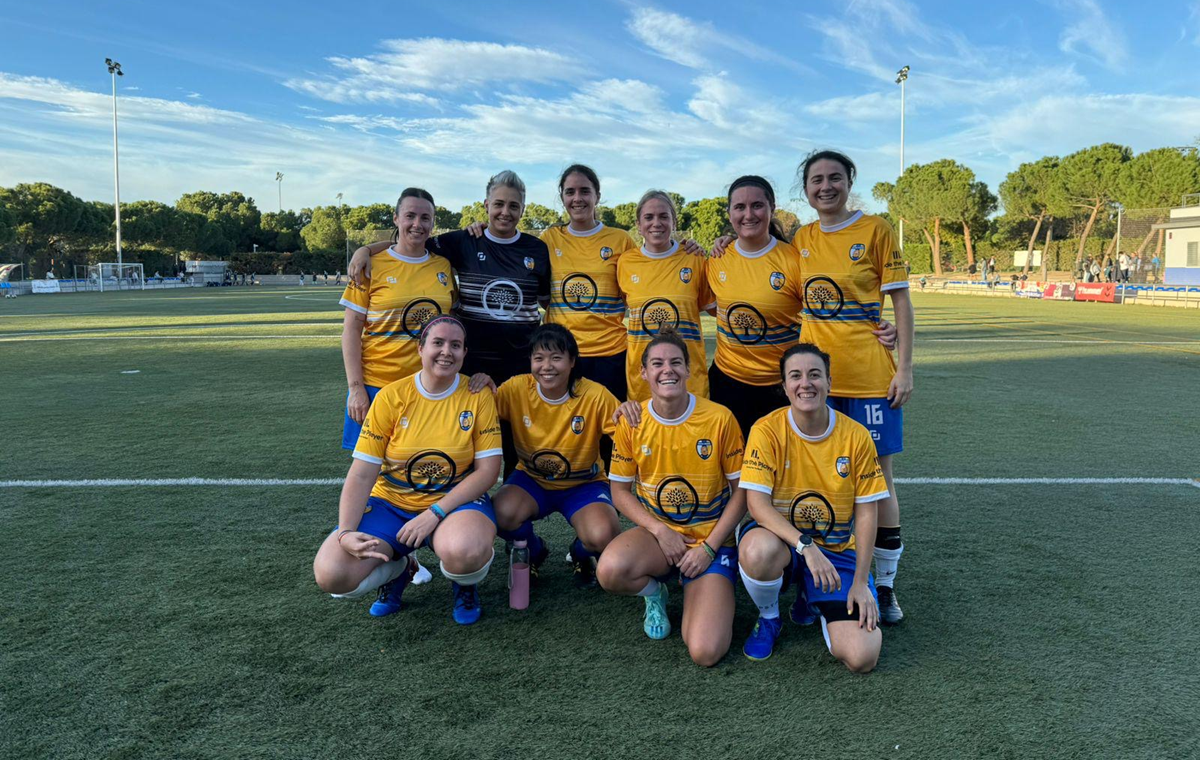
[596,554,625,591]
[739,535,787,579]
[688,639,727,668]
[833,644,878,674]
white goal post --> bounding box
[85,263,145,292]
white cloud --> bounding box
[186,92,202,99]
[1054,0,1128,69]
[805,91,895,122]
[284,38,582,105]
[626,7,810,74]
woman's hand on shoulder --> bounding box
[465,221,487,238]
[680,238,707,257]
[468,373,496,394]
[349,247,373,287]
[708,235,734,259]
[613,400,641,428]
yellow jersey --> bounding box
[542,223,636,358]
[706,237,805,386]
[353,372,502,512]
[617,241,713,401]
[340,249,457,388]
[495,374,619,491]
[610,394,744,547]
[793,212,908,397]
[740,407,888,553]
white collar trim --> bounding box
[648,393,696,426]
[415,371,460,400]
[641,239,679,259]
[734,236,777,258]
[387,247,430,264]
[484,228,521,245]
[536,382,570,405]
[788,407,835,442]
[567,222,604,238]
[819,210,864,234]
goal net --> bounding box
[85,263,145,292]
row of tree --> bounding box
[2,142,1197,277]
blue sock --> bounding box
[498,519,536,545]
[571,537,596,560]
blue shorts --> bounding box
[828,397,903,456]
[342,384,383,450]
[504,469,613,524]
[738,521,875,615]
[659,545,738,587]
[341,495,496,556]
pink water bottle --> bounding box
[509,540,530,610]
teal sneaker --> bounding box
[642,583,670,640]
[451,582,482,625]
[743,615,783,661]
[368,558,418,617]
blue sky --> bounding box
[2,0,1199,217]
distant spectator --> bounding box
[968,261,977,277]
[987,256,996,275]
[299,270,306,286]
[919,275,927,290]
[1089,258,1101,283]
[904,260,911,276]
[1151,255,1161,281]
[1118,252,1130,283]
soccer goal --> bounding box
[83,263,145,292]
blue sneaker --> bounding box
[743,615,783,661]
[368,558,418,617]
[452,582,482,625]
[642,583,670,640]
[790,591,817,626]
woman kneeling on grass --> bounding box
[597,330,746,667]
[736,343,887,671]
[313,316,503,625]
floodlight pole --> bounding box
[276,172,284,212]
[107,58,124,268]
[896,65,909,254]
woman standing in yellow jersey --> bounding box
[598,331,745,667]
[793,150,914,625]
[314,317,503,625]
[339,188,456,450]
[617,190,712,401]
[736,344,887,670]
[491,324,621,588]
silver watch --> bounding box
[795,533,813,554]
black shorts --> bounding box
[708,362,786,436]
[577,351,627,401]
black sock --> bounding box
[877,526,902,550]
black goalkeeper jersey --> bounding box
[427,229,551,368]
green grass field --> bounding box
[2,287,1198,759]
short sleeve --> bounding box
[739,422,776,495]
[720,410,745,480]
[340,278,369,315]
[596,386,620,438]
[472,389,503,459]
[697,259,716,312]
[353,386,399,464]
[853,429,889,503]
[429,230,466,269]
[609,419,637,483]
[878,220,908,292]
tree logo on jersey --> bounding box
[725,302,768,344]
[599,246,614,260]
[531,449,571,480]
[788,491,835,540]
[655,476,700,524]
[836,456,850,478]
[803,276,845,320]
[849,243,866,262]
[769,271,786,291]
[640,298,680,336]
[561,273,598,311]
[696,439,713,460]
[401,298,443,336]
[437,272,448,286]
[679,267,692,284]
[524,257,536,270]
[395,450,457,493]
[571,416,585,435]
[458,411,474,431]
[481,279,524,320]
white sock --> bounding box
[330,556,407,600]
[739,566,783,619]
[636,578,661,598]
[439,549,495,587]
[873,544,904,588]
[820,615,832,653]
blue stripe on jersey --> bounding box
[715,327,798,345]
[549,301,627,314]
[637,487,730,524]
[365,330,417,339]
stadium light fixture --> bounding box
[276,172,284,212]
[106,59,124,268]
[895,65,909,254]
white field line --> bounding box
[924,338,1200,345]
[0,334,338,343]
[0,321,337,339]
[0,477,1196,489]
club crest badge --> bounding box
[400,416,409,429]
[524,257,535,270]
[696,439,713,460]
[719,271,727,283]
[770,271,785,291]
[523,415,532,428]
[555,248,562,257]
[459,411,474,431]
[679,267,692,284]
[849,244,866,262]
[599,246,614,260]
[571,415,585,435]
[836,456,850,478]
[631,274,640,284]
[437,272,448,286]
[801,248,811,258]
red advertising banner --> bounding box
[1073,283,1115,303]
